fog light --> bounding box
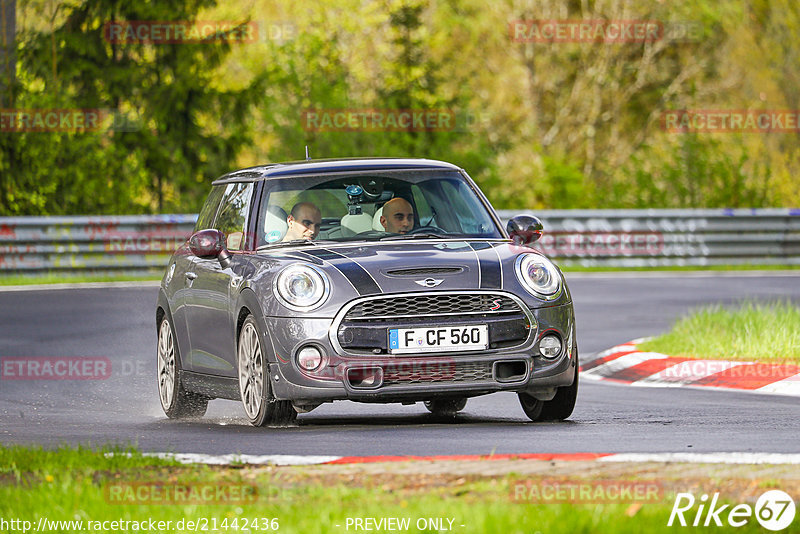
[297,346,323,371]
[538,334,562,359]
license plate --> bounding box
[388,325,488,354]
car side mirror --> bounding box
[189,229,232,268]
[507,215,544,246]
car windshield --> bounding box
[255,170,503,248]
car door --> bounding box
[170,185,226,370]
[184,181,254,377]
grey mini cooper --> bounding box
[156,158,578,426]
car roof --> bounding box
[211,158,462,185]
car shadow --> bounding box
[142,412,581,430]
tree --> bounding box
[1,0,258,215]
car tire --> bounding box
[518,344,579,422]
[424,397,467,416]
[157,315,208,419]
[271,398,298,426]
[517,391,544,421]
[237,315,297,427]
[538,351,579,421]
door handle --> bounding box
[185,272,198,281]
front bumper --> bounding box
[266,300,576,404]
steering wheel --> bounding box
[405,225,449,236]
[354,230,387,238]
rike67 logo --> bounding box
[668,490,796,531]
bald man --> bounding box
[283,202,322,241]
[380,198,415,234]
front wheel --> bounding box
[519,351,579,422]
[157,315,208,418]
[537,356,578,421]
[238,315,297,427]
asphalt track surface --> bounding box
[1,273,799,456]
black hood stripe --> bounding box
[469,242,502,289]
[301,248,383,295]
[291,251,358,294]
[283,251,325,265]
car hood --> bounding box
[252,239,568,317]
[284,239,552,291]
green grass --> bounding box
[0,445,779,533]
[0,273,162,286]
[639,301,800,363]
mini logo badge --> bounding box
[415,278,443,288]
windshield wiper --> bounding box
[257,239,321,251]
[379,232,448,240]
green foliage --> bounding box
[2,0,258,215]
[3,0,800,214]
[620,136,772,208]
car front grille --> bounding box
[346,293,521,319]
[335,292,533,354]
[381,360,494,386]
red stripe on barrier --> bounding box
[601,357,693,383]
[579,350,638,372]
[692,363,800,390]
[325,453,614,464]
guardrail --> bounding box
[0,215,197,273]
[0,209,798,275]
[497,208,800,267]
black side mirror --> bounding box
[189,229,232,268]
[507,215,544,246]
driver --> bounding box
[283,202,322,241]
[380,198,415,234]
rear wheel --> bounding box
[157,315,208,418]
[238,315,297,426]
[424,397,467,416]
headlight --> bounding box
[514,254,562,299]
[274,264,329,310]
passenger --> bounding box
[380,198,415,234]
[283,202,322,241]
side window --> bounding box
[213,182,254,251]
[194,185,225,231]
